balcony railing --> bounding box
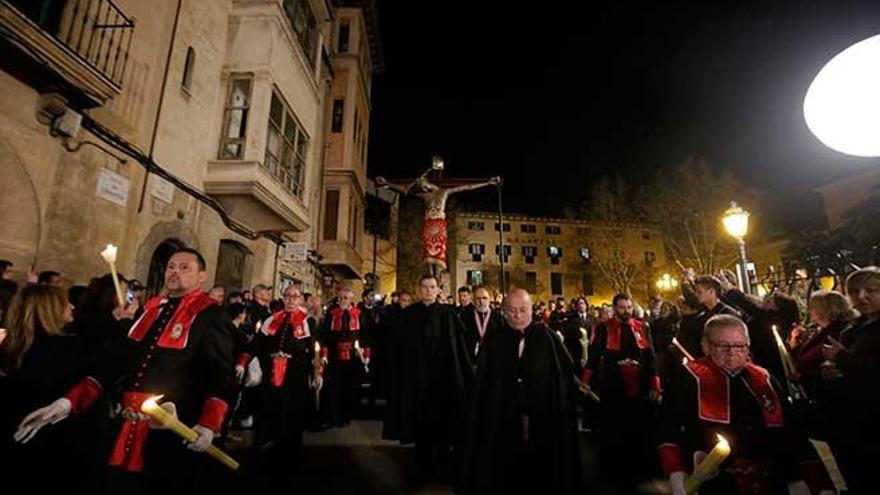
[8,0,134,86]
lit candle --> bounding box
[100,244,125,307]
[771,325,797,379]
[672,337,696,362]
[684,434,731,493]
[141,395,239,470]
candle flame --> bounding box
[716,434,729,448]
[682,358,689,365]
[100,244,118,264]
[142,394,164,409]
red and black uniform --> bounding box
[238,307,317,470]
[658,357,809,494]
[584,316,661,486]
[320,305,370,426]
[63,289,235,490]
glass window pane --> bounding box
[284,111,296,142]
[231,79,251,107]
[270,94,283,125]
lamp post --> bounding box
[722,201,752,295]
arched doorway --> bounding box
[215,240,252,293]
[146,238,186,297]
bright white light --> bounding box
[804,34,880,157]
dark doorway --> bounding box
[147,238,185,298]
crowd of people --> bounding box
[1,252,878,494]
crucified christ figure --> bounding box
[376,167,500,272]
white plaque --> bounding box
[96,168,129,207]
[150,175,175,203]
[284,242,309,262]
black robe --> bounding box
[1,332,106,493]
[320,306,369,426]
[382,301,473,445]
[462,322,582,495]
[460,307,505,360]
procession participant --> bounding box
[462,289,583,495]
[584,293,662,487]
[320,287,370,426]
[14,248,235,493]
[659,315,813,495]
[461,286,504,359]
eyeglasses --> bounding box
[708,341,749,353]
[283,294,302,300]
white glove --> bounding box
[235,365,246,382]
[14,398,72,443]
[787,480,812,495]
[669,471,687,495]
[187,425,215,452]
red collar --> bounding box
[685,357,784,427]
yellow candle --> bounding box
[141,395,239,470]
[685,434,731,493]
[100,244,125,307]
[672,337,696,362]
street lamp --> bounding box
[656,273,678,292]
[804,34,880,157]
[722,201,752,295]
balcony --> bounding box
[0,0,134,108]
[318,239,363,280]
[204,160,311,233]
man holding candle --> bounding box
[658,314,813,495]
[14,248,236,491]
[237,285,319,479]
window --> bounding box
[582,273,594,295]
[332,99,344,133]
[495,244,512,263]
[337,19,350,52]
[283,0,319,67]
[525,271,538,293]
[548,246,562,265]
[579,247,591,261]
[468,243,485,262]
[323,190,340,240]
[522,245,538,264]
[266,90,309,198]
[551,273,563,295]
[494,223,511,232]
[351,204,359,247]
[218,75,252,159]
[468,221,485,231]
[182,47,195,91]
[645,251,656,266]
[520,224,537,233]
[467,270,484,286]
[546,225,562,235]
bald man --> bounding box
[462,289,583,495]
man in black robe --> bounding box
[15,248,235,493]
[461,286,504,360]
[659,314,812,495]
[237,285,319,480]
[585,292,662,488]
[462,289,582,495]
[320,287,370,426]
[383,274,473,483]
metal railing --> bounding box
[12,0,136,86]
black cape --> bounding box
[382,301,473,444]
[462,322,582,495]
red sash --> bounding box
[331,306,360,332]
[606,317,649,351]
[684,358,784,427]
[107,391,154,472]
[128,290,216,349]
[264,308,309,337]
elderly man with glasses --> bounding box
[658,314,815,495]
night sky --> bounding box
[368,1,880,224]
